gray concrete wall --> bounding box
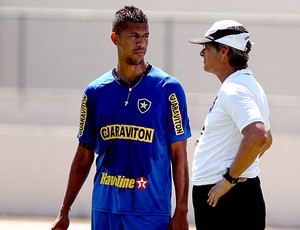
[0,89,299,228]
[1,4,300,228]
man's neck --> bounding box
[116,62,148,83]
[217,66,239,83]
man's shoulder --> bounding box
[149,65,181,85]
[87,69,114,88]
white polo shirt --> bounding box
[192,69,270,186]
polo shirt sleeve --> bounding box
[220,83,264,132]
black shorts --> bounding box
[192,177,266,230]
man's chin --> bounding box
[128,58,145,66]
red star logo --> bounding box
[136,177,148,190]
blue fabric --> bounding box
[92,210,170,230]
[77,65,191,216]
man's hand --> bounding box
[207,177,247,207]
[168,211,188,230]
[51,206,70,230]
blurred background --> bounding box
[1,0,300,229]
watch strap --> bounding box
[223,168,239,184]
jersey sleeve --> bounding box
[77,86,97,145]
[164,78,192,144]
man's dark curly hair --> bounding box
[112,6,148,34]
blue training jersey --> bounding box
[77,64,191,216]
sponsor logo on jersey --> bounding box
[78,94,88,137]
[100,124,154,143]
[100,172,148,190]
[136,177,148,190]
[138,98,151,114]
[169,93,184,135]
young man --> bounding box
[52,6,191,230]
[189,20,272,230]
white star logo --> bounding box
[136,177,148,190]
[140,101,148,109]
[137,98,151,114]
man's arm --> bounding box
[208,121,270,207]
[259,130,272,158]
[227,121,269,178]
[52,143,94,230]
[169,139,189,230]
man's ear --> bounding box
[111,32,119,46]
[221,45,230,55]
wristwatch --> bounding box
[223,168,239,184]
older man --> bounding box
[189,20,272,230]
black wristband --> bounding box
[223,168,239,184]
